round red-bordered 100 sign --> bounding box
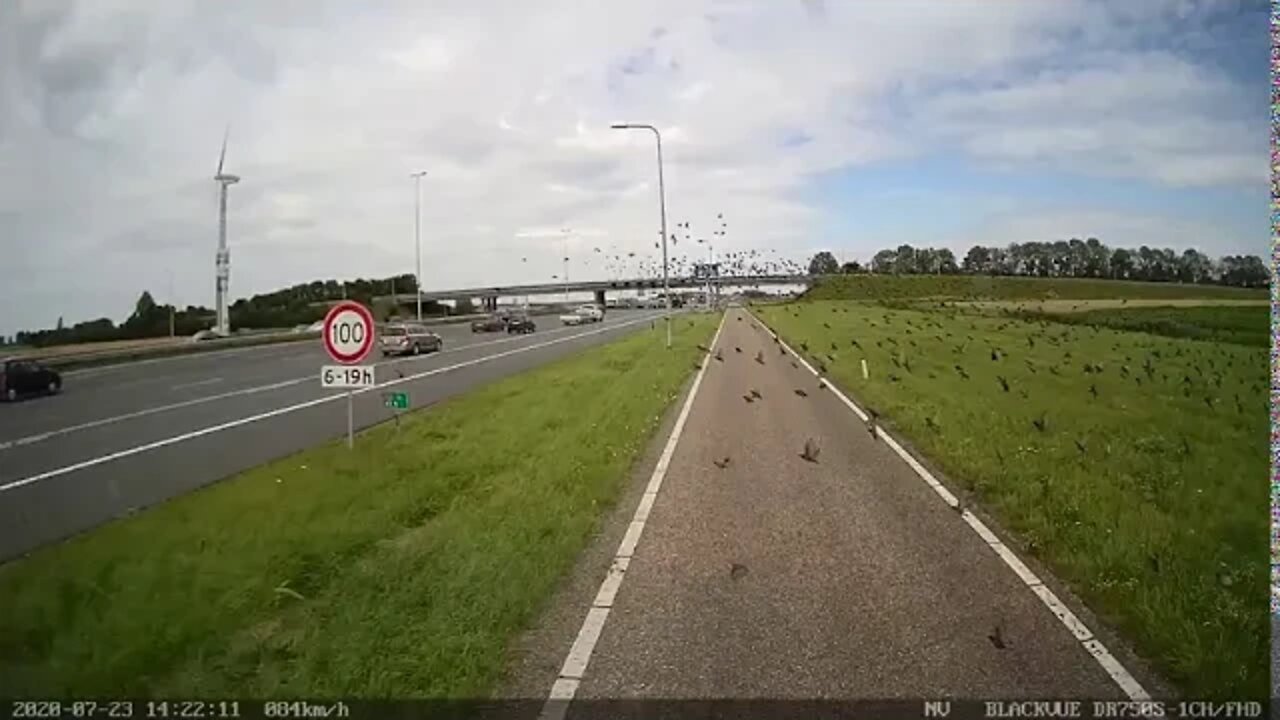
[322,300,375,365]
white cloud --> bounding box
[0,0,1263,334]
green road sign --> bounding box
[383,391,409,410]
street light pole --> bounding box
[611,122,671,348]
[561,228,571,302]
[410,170,428,322]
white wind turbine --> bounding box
[213,126,240,337]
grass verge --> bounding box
[0,313,720,697]
[755,300,1268,698]
[1023,305,1269,349]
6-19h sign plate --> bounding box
[322,300,375,365]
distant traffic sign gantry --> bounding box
[322,300,375,365]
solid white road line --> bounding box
[170,377,224,391]
[539,311,728,720]
[749,308,1151,701]
[0,314,660,494]
[0,313,666,453]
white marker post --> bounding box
[321,300,376,449]
[861,358,869,380]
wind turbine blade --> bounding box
[217,125,229,176]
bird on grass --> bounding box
[1031,413,1047,433]
[996,376,1009,392]
[1074,439,1087,454]
[925,416,940,432]
[1089,384,1098,399]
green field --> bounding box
[1021,305,1270,348]
[755,300,1268,698]
[804,274,1268,303]
[0,314,719,697]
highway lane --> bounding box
[0,317,572,443]
[0,309,672,561]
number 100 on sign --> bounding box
[322,365,375,388]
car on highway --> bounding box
[560,304,604,326]
[470,314,509,333]
[1,358,62,402]
[380,323,443,356]
[191,329,227,342]
[506,315,536,334]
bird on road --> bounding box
[800,438,820,463]
[794,388,808,398]
[713,456,731,469]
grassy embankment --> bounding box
[0,313,720,697]
[802,273,1268,303]
[755,277,1268,698]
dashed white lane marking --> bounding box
[749,309,1152,702]
[539,311,728,720]
[0,315,661,494]
[170,377,224,391]
[0,314,667,453]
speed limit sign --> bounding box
[322,300,375,365]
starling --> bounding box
[794,388,809,398]
[800,438,821,463]
[713,456,731,469]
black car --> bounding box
[506,316,536,334]
[1,358,62,402]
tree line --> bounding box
[808,239,1269,288]
[13,274,419,348]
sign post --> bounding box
[321,300,376,449]
[382,391,410,432]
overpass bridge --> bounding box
[377,274,811,311]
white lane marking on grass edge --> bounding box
[539,311,727,720]
[0,314,667,454]
[0,315,661,494]
[749,309,1151,702]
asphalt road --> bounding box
[546,308,1140,708]
[0,309,672,562]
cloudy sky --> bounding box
[0,0,1268,335]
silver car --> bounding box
[380,323,443,356]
